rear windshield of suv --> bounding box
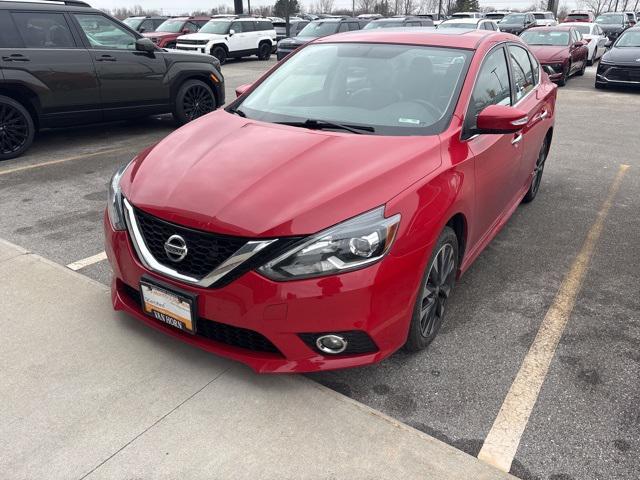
[567,14,590,20]
[234,42,472,136]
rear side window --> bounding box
[139,19,153,32]
[509,45,535,102]
[466,46,511,133]
[348,22,359,31]
[11,12,75,48]
[242,21,255,32]
[338,23,349,32]
[0,11,22,48]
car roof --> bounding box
[0,0,96,11]
[314,29,509,49]
[441,18,482,24]
[559,22,595,26]
[528,25,574,31]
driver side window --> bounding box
[74,14,136,50]
[464,46,511,136]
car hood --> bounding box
[143,31,176,39]
[527,45,570,61]
[279,36,317,47]
[122,111,442,237]
[603,46,640,64]
[599,24,625,33]
[178,32,224,41]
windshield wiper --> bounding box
[275,119,374,134]
[228,107,246,117]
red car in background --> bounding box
[564,11,595,23]
[143,17,211,49]
[521,26,589,86]
[105,29,557,373]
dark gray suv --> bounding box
[0,0,224,160]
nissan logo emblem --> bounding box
[164,234,188,262]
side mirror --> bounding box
[139,27,146,33]
[476,105,528,134]
[229,29,236,36]
[182,28,190,34]
[135,37,156,53]
[235,83,252,97]
[542,64,554,75]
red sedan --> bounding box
[105,29,557,373]
[142,17,211,49]
[521,26,589,86]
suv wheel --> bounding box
[258,42,271,60]
[0,95,35,160]
[173,79,216,125]
[211,45,227,65]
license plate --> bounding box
[140,281,196,334]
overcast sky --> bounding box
[91,0,579,15]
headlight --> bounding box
[259,207,401,281]
[107,161,131,231]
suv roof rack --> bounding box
[3,0,91,6]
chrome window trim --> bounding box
[123,197,276,287]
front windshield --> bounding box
[596,14,624,24]
[501,14,525,24]
[123,18,141,28]
[364,21,402,29]
[521,30,570,46]
[156,19,186,33]
[616,30,640,46]
[233,43,471,136]
[200,20,231,34]
[439,22,475,29]
[298,21,340,37]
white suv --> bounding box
[530,11,558,26]
[176,17,276,64]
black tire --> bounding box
[404,226,458,352]
[522,135,550,203]
[257,42,271,60]
[172,79,216,126]
[0,95,35,161]
[211,45,227,65]
[557,64,569,86]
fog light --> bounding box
[316,334,347,354]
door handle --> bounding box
[511,133,523,145]
[2,54,29,62]
[96,55,116,62]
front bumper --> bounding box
[596,63,640,86]
[104,213,426,373]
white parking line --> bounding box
[477,164,630,472]
[66,251,107,271]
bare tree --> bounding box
[316,0,335,12]
[357,0,377,12]
[581,0,609,15]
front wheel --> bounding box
[404,227,458,352]
[257,42,271,60]
[557,63,570,86]
[0,95,35,161]
[172,79,216,126]
[522,136,549,203]
[211,45,227,65]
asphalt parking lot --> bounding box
[1,58,638,480]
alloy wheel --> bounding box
[531,138,548,196]
[419,243,456,337]
[0,103,29,155]
[182,85,215,121]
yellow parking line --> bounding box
[477,164,630,472]
[0,147,128,176]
